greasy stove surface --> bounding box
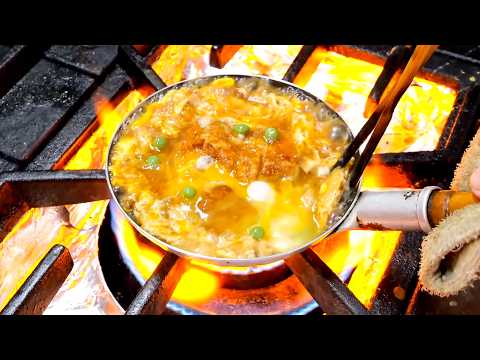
[0,45,480,315]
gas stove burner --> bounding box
[98,202,319,315]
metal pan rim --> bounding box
[104,74,361,267]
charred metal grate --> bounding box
[0,45,479,315]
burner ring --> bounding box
[98,202,318,315]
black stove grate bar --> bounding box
[0,44,169,315]
[0,59,96,164]
[209,45,242,69]
[368,231,423,315]
[437,48,480,67]
[436,85,480,161]
[132,45,154,57]
[209,45,224,68]
[26,66,132,171]
[0,170,109,208]
[282,45,316,83]
[0,67,132,243]
[45,45,119,78]
[125,253,186,315]
[0,45,47,99]
[285,249,369,315]
[0,244,73,315]
[118,45,166,91]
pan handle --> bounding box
[339,186,480,233]
[0,170,110,207]
[358,186,440,233]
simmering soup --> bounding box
[109,77,351,259]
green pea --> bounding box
[249,226,265,240]
[233,123,250,136]
[145,155,160,169]
[153,136,168,151]
[182,186,197,199]
[264,127,279,144]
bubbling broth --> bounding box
[109,77,351,259]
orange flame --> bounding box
[151,45,303,85]
[65,88,150,171]
[362,157,412,190]
[0,87,153,311]
[114,219,220,304]
[295,48,457,154]
[112,201,221,304]
[173,267,219,303]
[313,156,407,307]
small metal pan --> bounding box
[104,74,361,267]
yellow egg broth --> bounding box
[109,77,350,259]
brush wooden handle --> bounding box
[428,190,480,227]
